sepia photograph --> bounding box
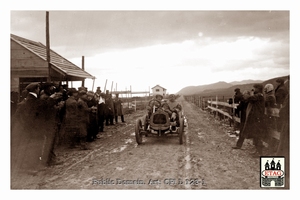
[4,0,298,198]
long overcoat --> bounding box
[105,97,115,116]
[241,92,265,139]
[114,98,124,116]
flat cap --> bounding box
[25,82,40,92]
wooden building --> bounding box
[151,84,167,97]
[10,34,95,94]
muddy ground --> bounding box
[10,96,285,190]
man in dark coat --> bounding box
[97,92,106,132]
[242,84,265,156]
[232,90,250,149]
[63,88,79,147]
[114,93,125,123]
[12,83,42,173]
[275,78,288,108]
[274,78,288,132]
[86,91,98,141]
[105,93,115,126]
[12,82,61,173]
[234,88,243,117]
[232,84,265,157]
[76,89,90,150]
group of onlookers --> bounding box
[232,78,289,158]
[11,83,126,169]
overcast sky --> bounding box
[8,3,292,94]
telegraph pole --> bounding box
[81,56,85,87]
[46,11,51,82]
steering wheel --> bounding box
[148,99,161,108]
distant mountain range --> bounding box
[176,81,234,96]
[176,76,289,96]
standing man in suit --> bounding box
[114,93,125,123]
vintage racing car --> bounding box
[135,98,185,145]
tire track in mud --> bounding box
[35,118,139,189]
[180,100,208,189]
[178,99,192,189]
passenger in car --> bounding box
[162,94,182,126]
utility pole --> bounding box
[46,11,51,82]
[81,56,85,87]
[104,79,107,91]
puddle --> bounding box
[184,154,191,170]
[197,132,205,139]
[112,145,127,153]
[116,167,125,171]
[124,138,133,144]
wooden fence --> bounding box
[184,95,280,141]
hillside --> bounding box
[177,81,232,96]
[177,75,289,97]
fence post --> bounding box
[199,96,201,108]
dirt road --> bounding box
[11,96,263,189]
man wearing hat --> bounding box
[97,92,106,133]
[233,88,243,117]
[94,87,102,103]
[146,94,164,118]
[77,89,90,149]
[64,88,79,148]
[40,82,56,100]
[86,91,98,141]
[12,82,42,172]
[163,94,182,128]
[275,78,288,109]
[105,93,115,126]
[12,82,63,172]
[13,82,41,126]
[25,82,41,98]
[14,82,59,126]
[114,93,125,123]
[232,83,265,157]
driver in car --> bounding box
[147,94,163,117]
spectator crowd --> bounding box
[232,78,289,158]
[11,83,126,170]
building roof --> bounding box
[11,34,95,81]
[151,84,166,90]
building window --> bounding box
[156,89,160,92]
